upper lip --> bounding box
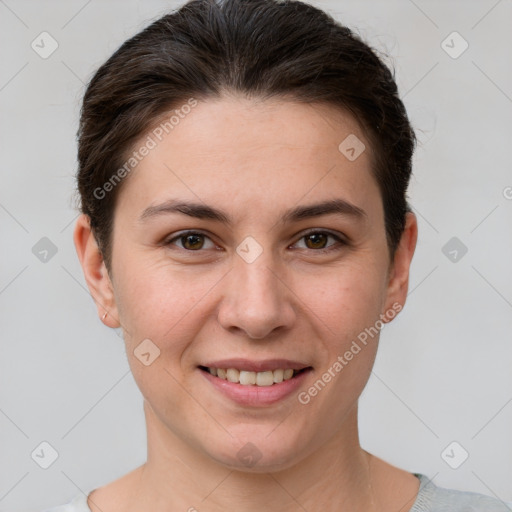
[200,359,311,372]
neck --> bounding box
[127,400,380,512]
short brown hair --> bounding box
[77,0,416,271]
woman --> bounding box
[45,0,509,510]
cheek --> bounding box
[304,261,387,340]
[290,270,384,441]
[299,263,385,383]
[114,264,217,412]
[114,257,224,349]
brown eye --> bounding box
[181,233,205,250]
[293,231,346,252]
[166,231,216,251]
[304,233,329,249]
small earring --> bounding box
[102,312,107,321]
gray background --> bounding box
[1,0,511,510]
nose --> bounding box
[217,249,296,340]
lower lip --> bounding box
[199,368,312,406]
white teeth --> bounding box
[256,371,274,386]
[239,371,256,385]
[226,368,240,382]
[273,369,284,383]
[206,367,302,386]
[283,369,294,380]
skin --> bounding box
[74,95,419,512]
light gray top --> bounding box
[42,473,512,511]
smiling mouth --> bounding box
[198,366,311,386]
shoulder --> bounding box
[411,473,512,512]
[41,493,91,512]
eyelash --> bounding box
[164,229,347,254]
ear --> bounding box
[73,214,120,328]
[381,211,418,321]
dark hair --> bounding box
[77,0,416,272]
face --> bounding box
[77,96,416,472]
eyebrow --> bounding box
[138,198,367,225]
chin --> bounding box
[204,429,309,473]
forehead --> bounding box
[156,96,371,160]
[116,96,381,220]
